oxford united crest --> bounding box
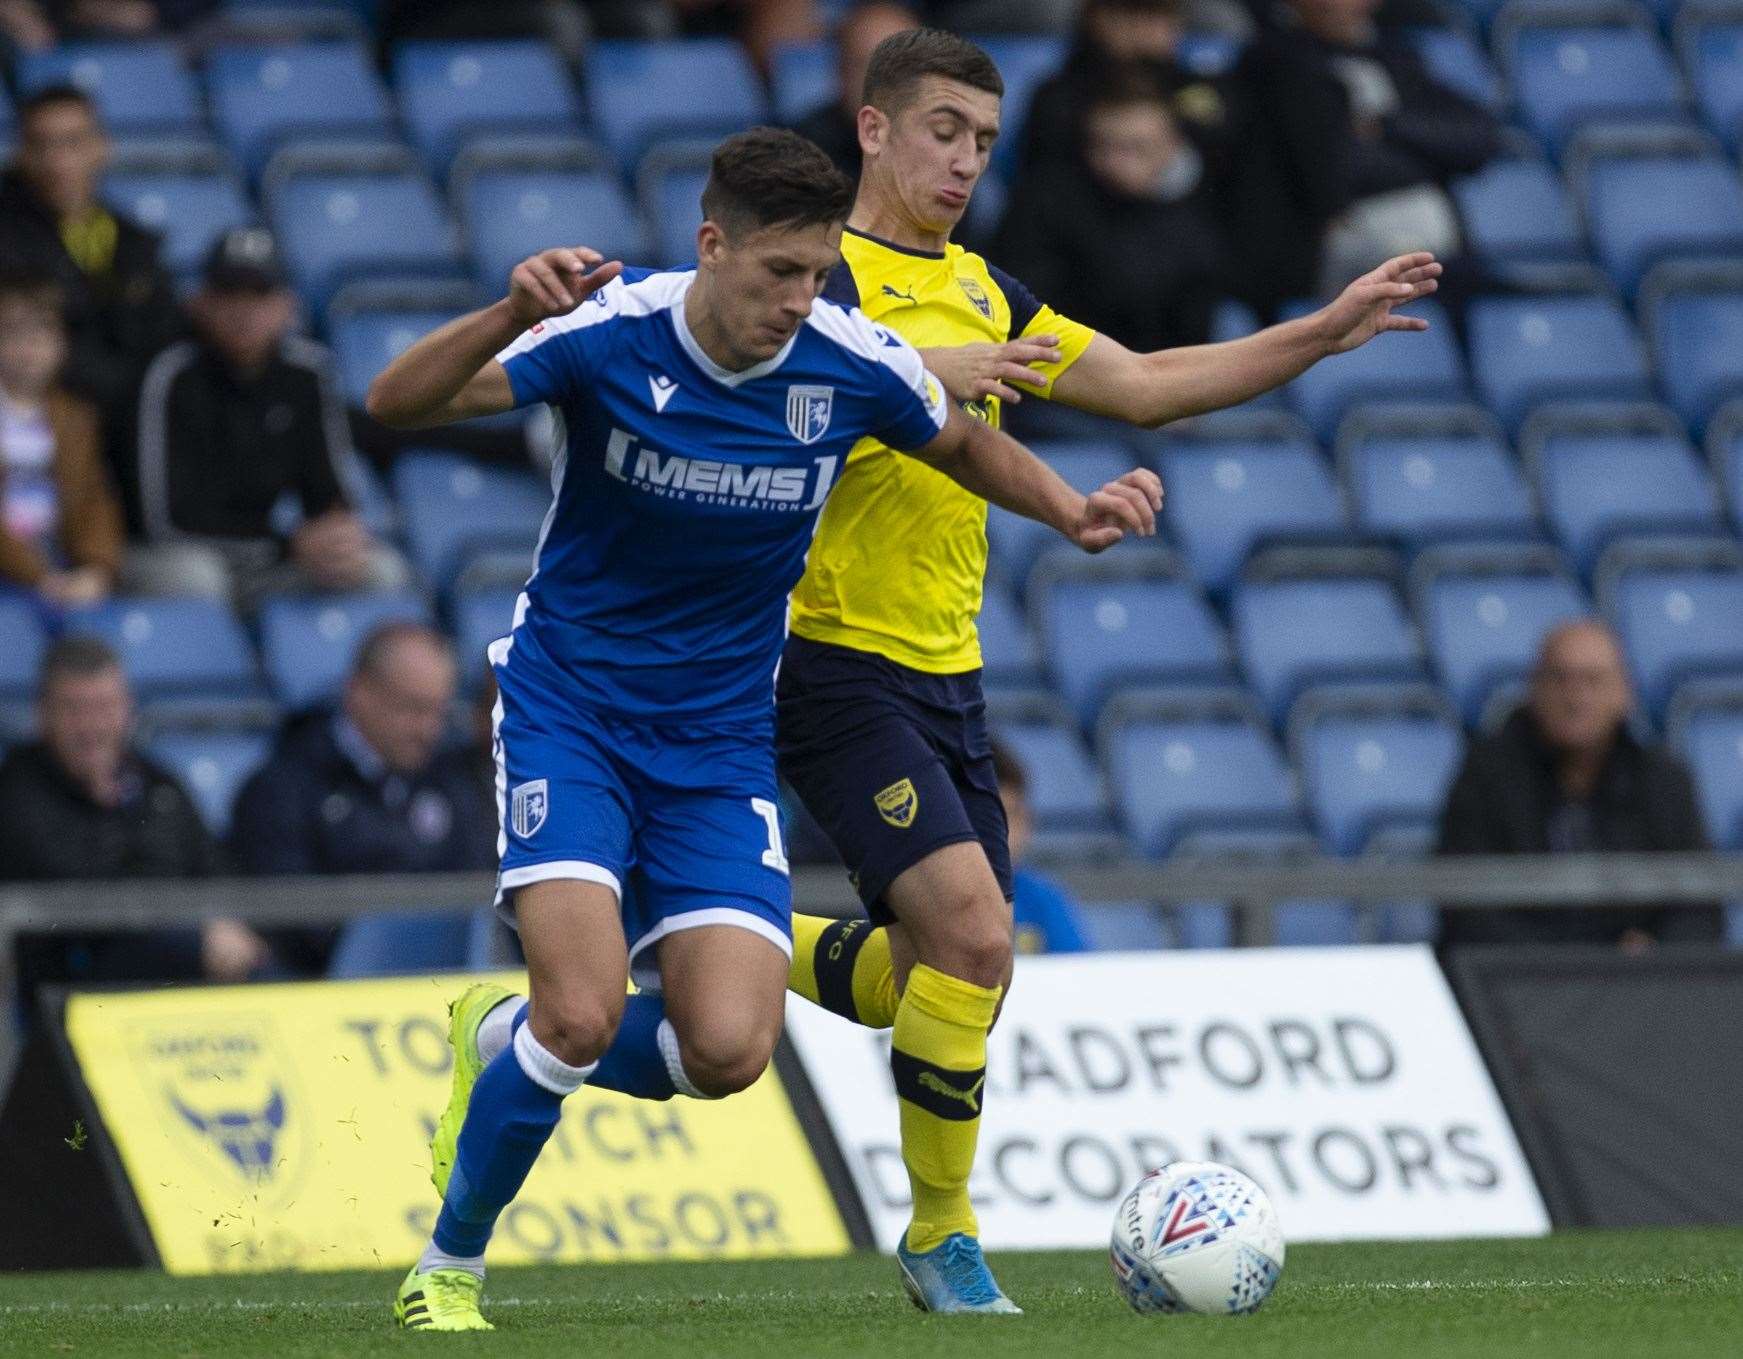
[786,384,834,445]
[958,277,992,319]
[875,777,919,828]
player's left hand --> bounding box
[1074,468,1163,553]
[1316,252,1443,355]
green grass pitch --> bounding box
[1,1228,1738,1358]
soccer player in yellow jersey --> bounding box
[777,29,1442,1312]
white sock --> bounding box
[417,1242,485,1278]
[476,996,522,1065]
[656,1018,717,1100]
[513,1021,595,1096]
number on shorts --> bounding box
[751,798,789,875]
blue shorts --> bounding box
[490,641,793,989]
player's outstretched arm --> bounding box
[904,404,1162,553]
[1047,252,1443,429]
[366,247,622,428]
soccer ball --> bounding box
[1108,1160,1285,1316]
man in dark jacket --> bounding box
[0,636,271,1012]
[1436,620,1723,947]
[0,85,183,500]
[229,623,497,971]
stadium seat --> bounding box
[1168,902,1236,949]
[1610,566,1743,716]
[1347,431,1537,545]
[1678,708,1743,846]
[453,583,521,685]
[1535,432,1722,570]
[976,584,1044,687]
[1508,23,1685,151]
[270,171,462,310]
[1039,576,1230,724]
[1283,300,1465,440]
[394,41,582,172]
[1685,19,1743,151]
[1232,579,1423,722]
[145,728,274,836]
[0,598,48,728]
[770,41,833,123]
[1468,294,1653,431]
[1647,284,1743,431]
[19,42,200,134]
[103,172,254,277]
[1159,440,1347,593]
[995,717,1113,831]
[1298,713,1465,855]
[1273,902,1361,947]
[986,443,1135,588]
[328,910,476,977]
[259,591,433,711]
[461,169,644,292]
[1423,571,1590,723]
[1582,155,1743,295]
[1453,159,1586,265]
[68,599,260,702]
[1078,901,1166,951]
[584,41,764,167]
[207,42,394,173]
[639,149,709,266]
[1103,716,1302,856]
[392,452,549,593]
[328,307,460,405]
[1412,26,1506,112]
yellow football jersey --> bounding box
[788,227,1096,674]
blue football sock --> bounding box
[510,992,679,1101]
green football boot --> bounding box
[394,1264,493,1331]
[430,981,518,1197]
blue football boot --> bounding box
[896,1232,1022,1314]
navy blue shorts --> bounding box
[775,635,1013,923]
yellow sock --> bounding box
[788,913,898,1028]
[891,963,999,1254]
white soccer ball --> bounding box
[1108,1160,1285,1316]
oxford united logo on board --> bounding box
[786,385,834,445]
[512,779,548,838]
[875,777,919,829]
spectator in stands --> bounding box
[375,0,591,62]
[0,636,272,1010]
[0,85,183,496]
[993,740,1089,954]
[229,623,497,972]
[1225,0,1501,314]
[1436,621,1724,948]
[996,64,1232,352]
[127,228,411,609]
[0,273,123,608]
[789,2,919,178]
[0,2,218,44]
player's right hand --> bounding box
[920,336,1062,405]
[508,247,624,327]
[1075,469,1163,553]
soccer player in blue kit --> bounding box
[366,127,1162,1331]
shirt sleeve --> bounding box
[865,322,951,450]
[986,262,1097,398]
[494,276,636,407]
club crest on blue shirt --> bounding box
[785,384,834,445]
[511,778,548,838]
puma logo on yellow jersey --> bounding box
[875,778,919,828]
[916,1070,984,1112]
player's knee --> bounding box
[925,895,1012,990]
[676,1021,778,1098]
[528,993,620,1069]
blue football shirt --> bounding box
[493,267,949,722]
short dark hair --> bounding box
[352,621,452,682]
[0,269,64,318]
[990,738,1027,798]
[39,635,122,696]
[700,127,855,238]
[1087,62,1172,119]
[19,83,100,127]
[862,28,1003,114]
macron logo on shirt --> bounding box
[649,374,677,412]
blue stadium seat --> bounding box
[976,585,1044,687]
[207,42,394,173]
[1284,300,1465,440]
[1424,572,1590,723]
[1103,716,1301,856]
[1724,424,1743,530]
[1169,902,1235,949]
[462,169,644,291]
[0,598,48,714]
[394,41,582,172]
[1686,20,1743,151]
[1348,432,1537,544]
[392,452,549,593]
[453,583,521,686]
[328,307,459,405]
[1649,287,1743,431]
[259,591,432,711]
[640,152,708,266]
[1611,567,1743,716]
[1453,159,1585,264]
[1159,440,1347,593]
[1040,577,1230,724]
[1232,579,1423,721]
[1583,156,1743,295]
[585,41,764,166]
[1273,902,1361,947]
[1412,27,1505,112]
[1536,432,1722,570]
[19,42,200,134]
[145,729,274,836]
[1078,901,1166,951]
[986,444,1134,588]
[103,172,254,277]
[68,599,260,702]
[1509,24,1684,151]
[1299,713,1465,855]
[770,41,833,123]
[328,910,476,977]
[1468,295,1653,431]
[1679,709,1743,846]
[996,718,1112,831]
[270,171,461,310]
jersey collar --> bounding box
[843,224,947,260]
[668,274,800,389]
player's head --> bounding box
[694,127,856,366]
[856,28,1004,235]
[15,84,109,217]
[345,622,458,775]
